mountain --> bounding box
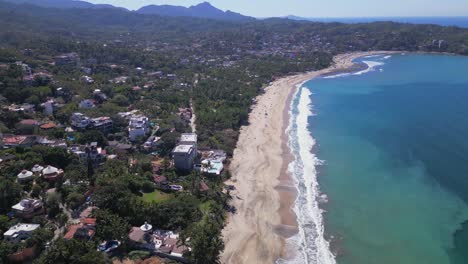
[2,0,126,10]
[137,2,255,22]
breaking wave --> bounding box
[278,85,336,264]
[353,60,385,75]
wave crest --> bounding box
[278,85,336,264]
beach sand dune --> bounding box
[222,51,395,264]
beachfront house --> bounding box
[128,222,190,259]
[3,223,40,243]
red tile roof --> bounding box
[81,218,96,225]
[40,122,56,129]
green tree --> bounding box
[36,239,110,264]
[0,179,21,213]
[66,192,84,210]
[45,192,61,218]
[94,209,129,242]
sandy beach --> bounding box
[221,51,395,264]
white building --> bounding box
[17,170,34,183]
[128,115,150,142]
[4,223,40,243]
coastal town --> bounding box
[0,49,230,263]
[1,0,468,264]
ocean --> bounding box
[292,17,468,28]
[287,54,468,264]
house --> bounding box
[110,76,129,84]
[71,113,91,129]
[17,170,34,183]
[31,165,44,175]
[19,119,40,127]
[42,165,64,182]
[2,135,36,148]
[40,122,57,130]
[90,117,113,133]
[12,199,44,219]
[129,222,154,250]
[143,136,160,150]
[54,52,80,66]
[36,137,67,149]
[128,223,190,259]
[93,89,107,103]
[128,115,150,142]
[7,103,35,113]
[69,144,107,164]
[79,99,95,109]
[23,72,52,86]
[81,75,94,84]
[0,154,17,164]
[64,218,96,241]
[3,224,40,243]
[41,100,56,116]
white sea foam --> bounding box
[277,86,336,264]
[322,73,351,79]
[353,60,385,75]
[363,54,380,58]
[383,55,392,59]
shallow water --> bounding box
[293,54,468,264]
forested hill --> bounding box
[1,0,468,55]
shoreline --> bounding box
[222,51,398,264]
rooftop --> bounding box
[173,145,194,154]
[180,133,197,143]
[4,223,40,236]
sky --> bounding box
[86,0,468,18]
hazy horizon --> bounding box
[85,0,468,18]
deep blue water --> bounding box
[302,54,468,264]
[292,17,468,28]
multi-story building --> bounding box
[71,113,91,130]
[128,115,150,142]
[90,117,113,133]
[172,133,198,171]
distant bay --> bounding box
[287,17,468,28]
[294,54,468,264]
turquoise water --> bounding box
[302,54,468,264]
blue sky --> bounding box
[86,0,468,17]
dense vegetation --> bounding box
[0,1,467,263]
